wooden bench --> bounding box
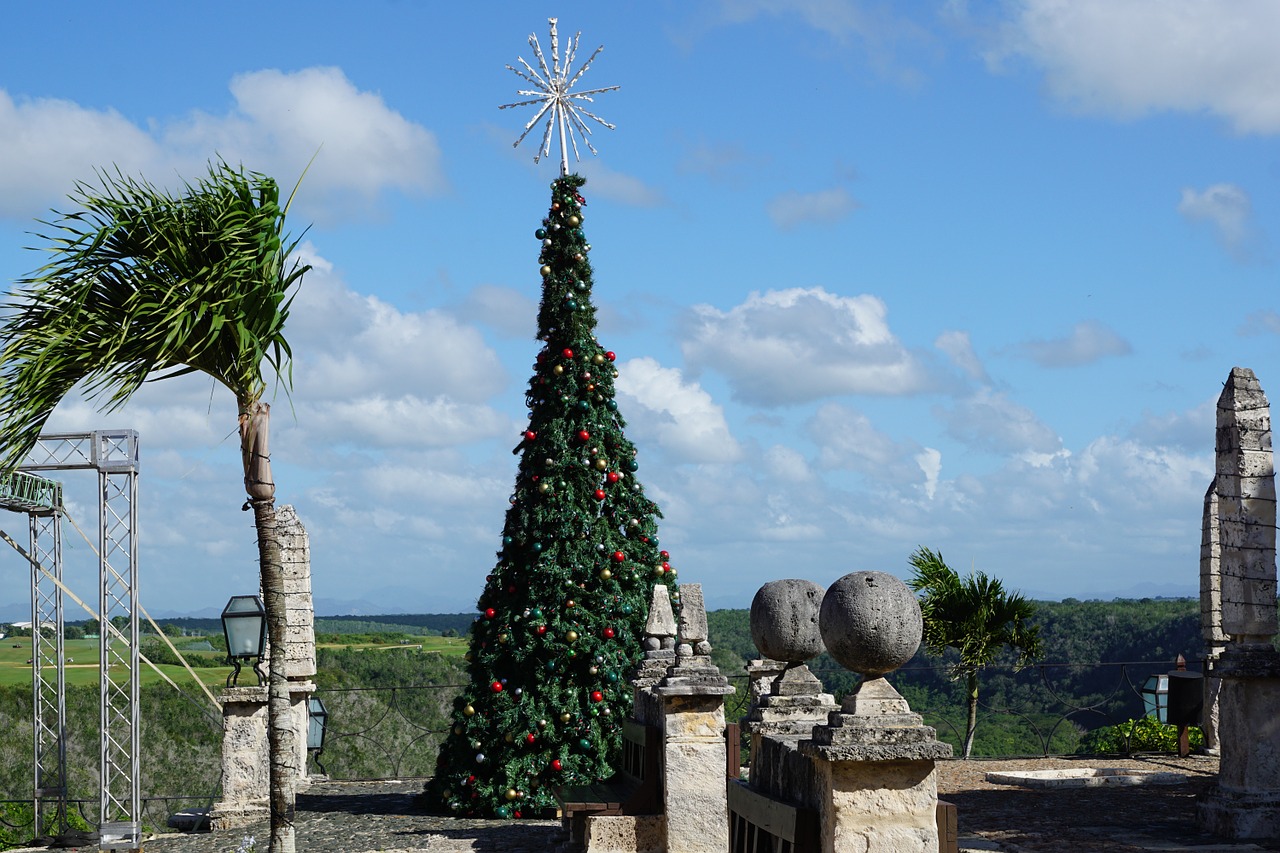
[729,781,960,853]
[555,720,661,846]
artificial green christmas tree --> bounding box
[426,173,676,817]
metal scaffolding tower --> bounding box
[17,430,140,852]
[0,470,67,838]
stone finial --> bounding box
[645,585,677,638]
[750,579,825,663]
[678,583,708,645]
[819,571,921,680]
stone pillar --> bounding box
[1201,483,1228,753]
[1199,367,1280,839]
[653,584,734,853]
[212,506,320,828]
[801,679,951,853]
[209,681,315,830]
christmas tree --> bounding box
[426,173,676,817]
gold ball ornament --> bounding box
[505,733,514,743]
[540,265,552,277]
[593,353,605,364]
[506,788,519,801]
[464,704,475,716]
[560,712,572,723]
[566,630,579,642]
[553,365,565,376]
[599,568,612,581]
[594,458,608,471]
[568,214,581,226]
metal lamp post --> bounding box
[221,595,266,687]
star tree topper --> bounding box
[501,18,619,176]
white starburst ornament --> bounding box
[500,18,619,176]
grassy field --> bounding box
[0,633,466,688]
[0,638,230,688]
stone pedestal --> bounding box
[1199,647,1280,838]
[799,678,952,853]
[209,681,315,830]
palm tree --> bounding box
[907,546,1042,759]
[0,160,310,852]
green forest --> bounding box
[0,598,1210,846]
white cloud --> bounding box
[682,287,937,405]
[1014,319,1132,367]
[916,447,942,500]
[0,67,443,222]
[447,284,539,339]
[766,186,858,230]
[615,357,742,463]
[934,329,988,383]
[938,388,1061,455]
[991,0,1280,134]
[1178,183,1258,261]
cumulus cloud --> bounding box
[615,357,742,463]
[767,186,859,230]
[1014,320,1132,368]
[990,0,1280,134]
[0,67,443,221]
[682,287,936,405]
[447,284,539,339]
[934,329,989,383]
[938,388,1061,456]
[1178,183,1259,261]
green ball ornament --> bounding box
[605,400,618,411]
[535,228,547,239]
[576,280,588,292]
[625,459,639,472]
[496,805,511,818]
[565,299,578,310]
[578,738,591,750]
[620,604,633,615]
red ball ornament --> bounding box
[491,681,504,693]
[577,430,591,442]
[605,351,616,361]
[551,759,563,771]
[593,489,606,501]
[660,550,670,561]
[525,733,536,744]
[606,472,620,484]
[562,348,574,359]
[536,625,547,635]
[484,608,496,619]
[603,627,615,639]
[590,691,604,702]
[524,430,536,441]
[612,550,625,562]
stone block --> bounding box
[663,740,729,853]
[644,586,677,638]
[820,759,940,853]
[678,584,708,644]
[1220,519,1277,550]
[582,814,665,853]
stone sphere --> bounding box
[819,571,921,677]
[750,579,826,663]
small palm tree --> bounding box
[0,160,310,852]
[908,546,1042,759]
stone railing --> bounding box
[725,658,1204,759]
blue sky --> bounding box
[1,1,1278,616]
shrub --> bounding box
[1078,716,1204,754]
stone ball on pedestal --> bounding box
[750,579,826,663]
[819,571,921,677]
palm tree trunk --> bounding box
[242,403,296,853]
[963,671,979,760]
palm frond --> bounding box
[0,159,310,473]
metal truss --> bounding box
[29,511,68,837]
[16,430,140,852]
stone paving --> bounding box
[9,758,1280,852]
